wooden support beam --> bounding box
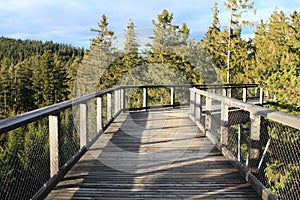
[221,101,229,146]
[80,103,87,148]
[259,88,264,105]
[170,87,175,106]
[205,96,212,135]
[248,113,262,172]
[121,88,126,111]
[227,88,232,98]
[96,97,102,134]
[107,93,112,121]
[243,87,247,102]
[199,94,203,123]
[190,90,195,117]
[49,114,59,177]
[114,90,119,115]
[195,93,201,121]
[222,88,227,97]
[143,87,148,108]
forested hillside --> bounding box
[0,38,85,199]
[0,37,85,118]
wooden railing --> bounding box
[0,83,259,199]
[189,88,300,200]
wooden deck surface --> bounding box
[46,107,260,199]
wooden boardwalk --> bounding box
[46,107,260,199]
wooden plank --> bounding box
[46,107,260,199]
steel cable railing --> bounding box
[190,87,300,200]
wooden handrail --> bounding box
[0,83,258,135]
[190,87,300,130]
[0,87,115,134]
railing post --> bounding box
[143,87,148,108]
[223,88,231,97]
[49,114,59,177]
[222,88,227,97]
[170,87,175,106]
[195,93,201,121]
[205,96,212,135]
[199,94,203,122]
[243,87,247,102]
[248,113,262,172]
[227,88,232,98]
[118,89,121,112]
[255,87,258,97]
[221,101,228,146]
[121,88,126,112]
[190,89,195,117]
[259,88,264,105]
[80,103,87,148]
[237,124,241,162]
[107,93,112,121]
[114,90,119,114]
[97,97,102,134]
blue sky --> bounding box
[0,0,299,49]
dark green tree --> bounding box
[146,9,202,84]
[253,10,300,110]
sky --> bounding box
[0,0,299,49]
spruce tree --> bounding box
[76,14,117,95]
[254,10,300,109]
[201,2,227,82]
[146,9,202,84]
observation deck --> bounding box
[0,84,299,200]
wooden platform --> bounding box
[46,107,260,199]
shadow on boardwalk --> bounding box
[46,108,260,199]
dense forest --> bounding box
[0,0,299,199]
[0,37,85,118]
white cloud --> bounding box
[0,0,299,49]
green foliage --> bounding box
[253,11,300,108]
[201,1,255,84]
[99,20,144,90]
[146,9,204,84]
[0,38,84,198]
[90,14,114,47]
[262,121,300,198]
[0,37,84,118]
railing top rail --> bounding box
[0,87,116,134]
[122,83,258,89]
[190,87,300,130]
[0,83,258,134]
